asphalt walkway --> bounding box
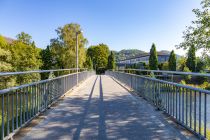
[18,75,196,140]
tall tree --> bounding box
[48,23,87,69]
[87,44,109,71]
[54,23,87,68]
[186,45,196,72]
[107,51,116,69]
[40,46,53,70]
[149,43,158,70]
[177,0,210,55]
[168,50,177,71]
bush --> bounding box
[183,66,192,82]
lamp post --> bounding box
[76,31,82,85]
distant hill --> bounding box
[112,49,146,62]
[112,49,180,62]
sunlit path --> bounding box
[16,75,197,140]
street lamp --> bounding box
[76,30,82,85]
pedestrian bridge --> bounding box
[0,70,209,140]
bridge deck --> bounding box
[16,75,196,140]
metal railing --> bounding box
[0,69,95,140]
[106,70,210,139]
[117,69,210,77]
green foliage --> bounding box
[107,51,116,69]
[178,0,210,54]
[40,46,54,79]
[186,46,196,72]
[177,56,187,71]
[168,50,177,71]
[16,32,33,45]
[50,23,87,69]
[158,62,169,70]
[149,43,158,70]
[196,57,206,72]
[183,66,192,81]
[84,56,93,70]
[0,33,42,88]
[87,44,109,73]
[0,36,15,89]
[40,46,53,70]
[9,41,42,84]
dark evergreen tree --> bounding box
[40,46,53,70]
[40,46,53,79]
[168,50,176,71]
[107,51,116,69]
[186,45,196,72]
[149,43,158,70]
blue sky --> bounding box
[0,0,201,55]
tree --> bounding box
[107,51,116,69]
[40,46,53,70]
[177,56,187,71]
[0,35,15,89]
[177,0,210,55]
[54,23,87,68]
[8,33,42,84]
[16,32,33,45]
[40,46,54,79]
[186,45,196,72]
[149,43,158,70]
[84,56,93,70]
[48,23,87,69]
[168,50,176,71]
[87,44,109,73]
[196,57,206,72]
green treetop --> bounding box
[186,45,197,72]
[107,51,116,70]
[149,43,158,70]
[168,50,177,71]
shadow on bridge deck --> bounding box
[14,75,197,140]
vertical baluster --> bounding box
[1,94,4,140]
[179,87,181,122]
[190,90,192,128]
[194,91,196,131]
[172,85,175,117]
[199,92,201,134]
[16,91,18,129]
[6,93,10,136]
[20,89,22,126]
[176,86,178,119]
[23,88,25,124]
[167,84,169,114]
[182,87,184,123]
[186,89,188,126]
[32,85,34,117]
[12,92,14,132]
[26,87,29,121]
[35,84,37,114]
[204,93,206,138]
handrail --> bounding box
[0,68,87,76]
[106,70,209,139]
[0,71,86,95]
[117,69,210,77]
[116,71,210,95]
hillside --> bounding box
[113,49,180,62]
[113,49,146,61]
